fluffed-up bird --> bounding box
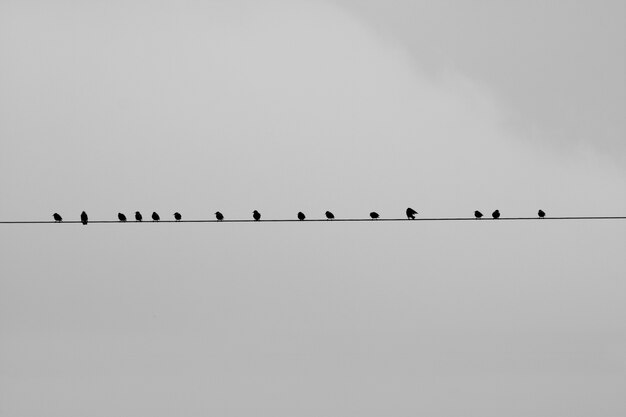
[298,212,306,221]
[152,212,160,222]
[53,213,62,222]
[492,209,500,219]
[370,212,380,220]
[118,213,127,222]
[325,211,334,220]
[538,209,546,218]
[406,207,418,219]
[81,211,88,225]
[174,212,181,221]
[474,210,483,219]
[135,211,142,222]
[215,211,224,221]
[253,210,261,221]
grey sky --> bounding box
[1,1,625,416]
[333,0,626,162]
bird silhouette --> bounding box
[474,210,483,219]
[81,211,88,225]
[298,212,306,221]
[406,207,418,219]
[174,212,181,221]
[215,211,224,221]
[492,209,500,219]
[135,211,142,222]
[370,212,380,220]
[538,209,546,218]
[152,212,160,222]
[325,211,334,220]
[253,210,261,221]
[53,213,62,222]
[118,213,127,222]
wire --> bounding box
[1,216,625,224]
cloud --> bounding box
[331,0,626,165]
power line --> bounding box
[1,216,626,224]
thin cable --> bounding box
[1,216,625,224]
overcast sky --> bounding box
[1,1,625,416]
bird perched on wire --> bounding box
[325,211,334,220]
[152,212,160,222]
[492,209,500,219]
[298,212,306,221]
[174,212,181,221]
[406,207,418,220]
[538,209,546,218]
[370,212,380,220]
[53,213,62,222]
[118,213,127,222]
[215,211,224,221]
[253,210,261,221]
[474,210,483,219]
[135,211,142,222]
[81,211,88,225]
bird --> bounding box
[118,213,127,222]
[538,209,546,218]
[474,210,483,219]
[492,209,500,219]
[152,212,160,222]
[406,207,418,220]
[81,211,88,225]
[370,212,380,220]
[53,213,62,222]
[215,211,224,221]
[298,212,306,221]
[253,210,261,221]
[174,212,181,221]
[325,211,334,220]
[135,211,143,222]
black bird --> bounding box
[298,211,306,221]
[174,212,181,221]
[215,211,224,221]
[81,211,88,225]
[538,209,546,218]
[253,210,261,221]
[474,210,483,219]
[152,212,160,222]
[406,207,418,220]
[370,212,380,220]
[118,213,127,222]
[492,209,500,219]
[53,213,62,222]
[135,211,143,222]
[325,211,334,220]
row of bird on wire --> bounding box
[53,208,547,224]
